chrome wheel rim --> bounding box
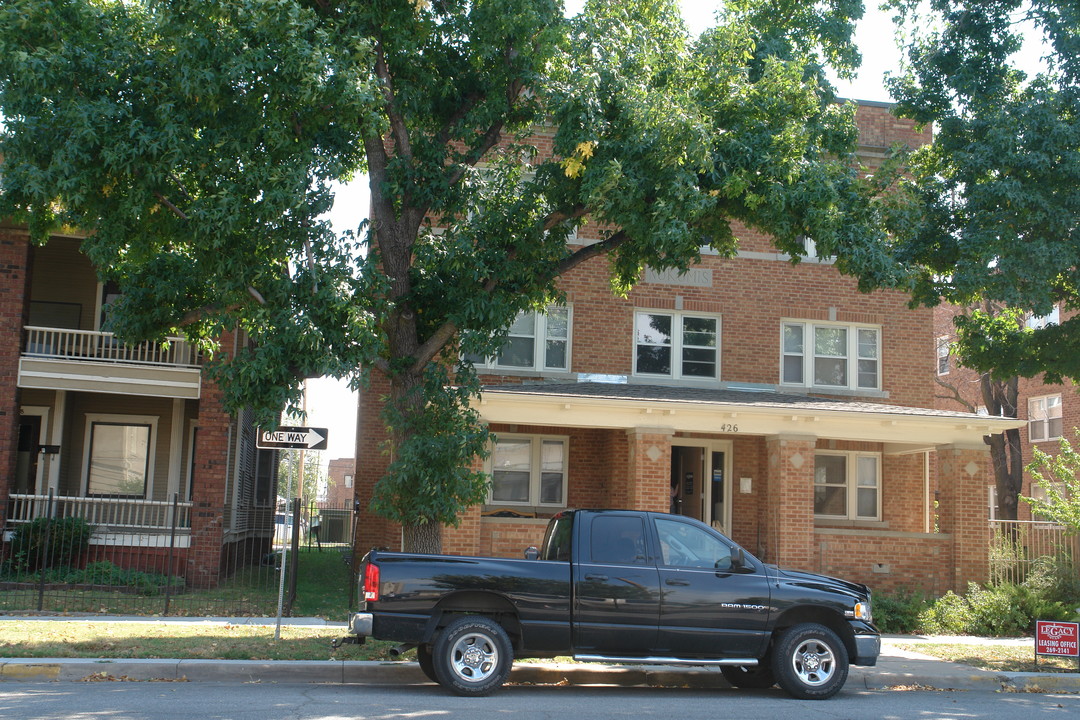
[791,638,835,687]
[450,632,499,683]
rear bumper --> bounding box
[350,612,373,637]
[852,633,880,666]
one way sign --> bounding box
[257,426,329,450]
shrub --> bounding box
[873,589,930,634]
[8,517,93,572]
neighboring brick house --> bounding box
[0,226,277,587]
[355,101,1023,596]
[934,303,1078,521]
[325,457,356,506]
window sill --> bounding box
[780,385,890,399]
[814,518,889,530]
[477,369,576,382]
[481,506,562,520]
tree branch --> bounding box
[154,192,188,220]
[373,38,412,160]
[933,374,977,413]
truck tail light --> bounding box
[363,562,380,602]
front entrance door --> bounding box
[15,416,42,494]
[670,441,732,534]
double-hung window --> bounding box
[1028,395,1063,442]
[84,414,157,498]
[813,452,880,521]
[470,306,571,373]
[488,435,568,507]
[782,321,880,391]
[936,336,950,375]
[634,311,720,380]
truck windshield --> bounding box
[541,514,573,561]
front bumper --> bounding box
[350,612,373,637]
[852,633,880,666]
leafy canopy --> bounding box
[1,0,895,538]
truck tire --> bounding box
[416,644,437,683]
[720,664,776,689]
[771,623,848,700]
[431,615,514,696]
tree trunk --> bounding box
[981,374,1023,521]
[403,521,442,555]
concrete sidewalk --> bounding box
[0,617,1077,693]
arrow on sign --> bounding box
[257,426,329,450]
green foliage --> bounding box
[0,0,899,549]
[872,588,931,634]
[879,0,1080,383]
[1024,436,1080,534]
[8,517,93,572]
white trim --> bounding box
[671,438,733,534]
[1028,394,1063,442]
[486,433,569,508]
[48,390,66,494]
[633,309,721,381]
[167,399,185,499]
[82,413,159,498]
[781,319,881,392]
[813,450,882,521]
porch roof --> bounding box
[476,382,1024,453]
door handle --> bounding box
[584,574,608,581]
[665,579,690,586]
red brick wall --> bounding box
[814,530,954,596]
[765,436,816,570]
[0,229,32,527]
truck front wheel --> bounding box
[771,623,848,700]
[432,615,514,696]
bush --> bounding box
[873,589,930,634]
[917,578,1077,636]
[63,561,182,596]
[8,517,93,572]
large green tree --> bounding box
[1,0,893,551]
[881,0,1080,519]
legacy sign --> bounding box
[257,426,329,450]
[1035,620,1079,658]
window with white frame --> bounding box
[84,414,157,498]
[488,435,567,507]
[344,474,353,489]
[813,452,881,521]
[1026,305,1060,330]
[1028,395,1063,442]
[782,321,880,391]
[634,311,720,380]
[469,306,571,373]
[936,336,950,375]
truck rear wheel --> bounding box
[432,615,513,696]
[771,623,848,700]
[416,644,437,683]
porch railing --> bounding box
[988,519,1080,585]
[6,494,193,533]
[23,326,202,368]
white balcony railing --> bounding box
[23,326,202,368]
[6,494,193,533]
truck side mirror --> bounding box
[524,546,540,560]
[732,547,745,570]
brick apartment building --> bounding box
[0,226,277,586]
[325,457,356,506]
[355,102,1023,596]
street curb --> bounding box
[2,658,1078,692]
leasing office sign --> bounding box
[1035,620,1079,657]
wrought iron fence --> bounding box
[988,519,1080,586]
[1,494,357,617]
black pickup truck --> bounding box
[349,509,878,699]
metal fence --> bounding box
[988,519,1080,586]
[0,495,356,617]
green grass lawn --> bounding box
[895,643,1080,673]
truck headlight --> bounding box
[853,601,872,624]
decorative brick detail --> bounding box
[937,445,992,589]
[626,428,673,512]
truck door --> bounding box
[572,513,661,654]
[652,516,771,658]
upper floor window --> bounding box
[936,336,951,375]
[782,321,880,391]
[1026,305,1060,330]
[1028,395,1063,442]
[814,452,880,521]
[470,306,571,373]
[488,434,567,507]
[634,311,720,380]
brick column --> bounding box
[0,230,32,528]
[764,435,817,571]
[187,336,235,587]
[936,444,991,590]
[625,427,673,512]
[354,371,394,553]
